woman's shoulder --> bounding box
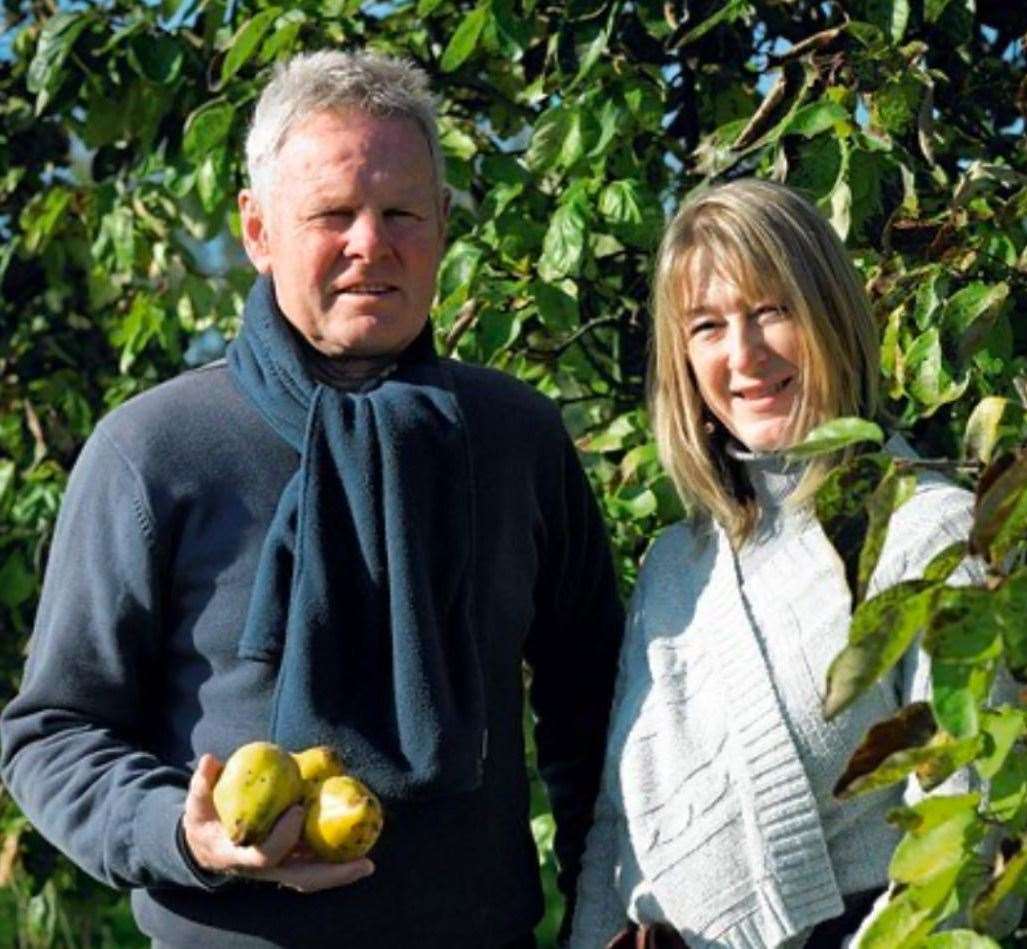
[884,433,975,522]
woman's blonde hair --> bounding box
[649,178,879,546]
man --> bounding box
[0,51,624,947]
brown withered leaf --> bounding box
[835,702,937,799]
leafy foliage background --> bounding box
[1,0,1026,945]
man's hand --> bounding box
[182,753,375,892]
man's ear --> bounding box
[239,189,273,274]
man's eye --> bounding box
[386,209,420,220]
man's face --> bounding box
[240,109,447,358]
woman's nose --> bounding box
[726,321,766,372]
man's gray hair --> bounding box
[245,49,444,206]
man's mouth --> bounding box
[733,376,794,400]
[337,283,397,296]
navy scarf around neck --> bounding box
[228,275,485,800]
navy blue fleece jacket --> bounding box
[0,355,623,948]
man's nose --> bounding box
[726,321,766,372]
[346,211,390,260]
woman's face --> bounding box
[684,267,805,452]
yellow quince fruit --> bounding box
[303,774,383,862]
[212,741,304,846]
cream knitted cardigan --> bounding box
[571,443,979,949]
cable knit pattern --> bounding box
[571,438,980,949]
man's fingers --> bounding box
[250,858,375,893]
[185,753,223,822]
[244,805,305,867]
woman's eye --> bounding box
[689,321,719,337]
[755,305,787,321]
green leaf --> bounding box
[598,179,664,249]
[539,197,588,281]
[987,748,1027,828]
[813,452,892,600]
[889,793,982,885]
[440,2,490,73]
[675,0,754,47]
[567,1,620,89]
[783,100,849,139]
[970,453,1027,567]
[418,0,446,13]
[858,862,963,949]
[942,282,1009,366]
[0,550,36,609]
[823,581,936,719]
[970,832,1027,936]
[856,462,917,603]
[437,239,483,301]
[923,587,1003,664]
[787,417,884,458]
[27,11,95,113]
[127,32,184,85]
[923,542,968,584]
[964,397,1009,465]
[931,660,996,740]
[905,327,969,412]
[182,99,236,164]
[975,707,1026,781]
[923,931,1002,948]
[525,105,592,173]
[19,187,73,254]
[221,9,282,84]
[531,281,578,333]
[0,460,15,506]
[477,308,520,362]
[998,569,1027,680]
[925,0,954,22]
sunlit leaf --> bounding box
[440,3,490,73]
[923,931,1002,948]
[858,862,963,949]
[888,793,982,885]
[824,581,935,719]
[674,0,754,47]
[963,397,1008,465]
[787,417,884,458]
[931,660,996,740]
[941,281,1009,366]
[182,99,236,164]
[27,11,95,113]
[783,99,849,138]
[221,9,282,84]
[923,542,969,583]
[975,707,1026,781]
[539,195,588,281]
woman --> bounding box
[570,179,980,948]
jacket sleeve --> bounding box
[0,426,215,891]
[522,426,625,928]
